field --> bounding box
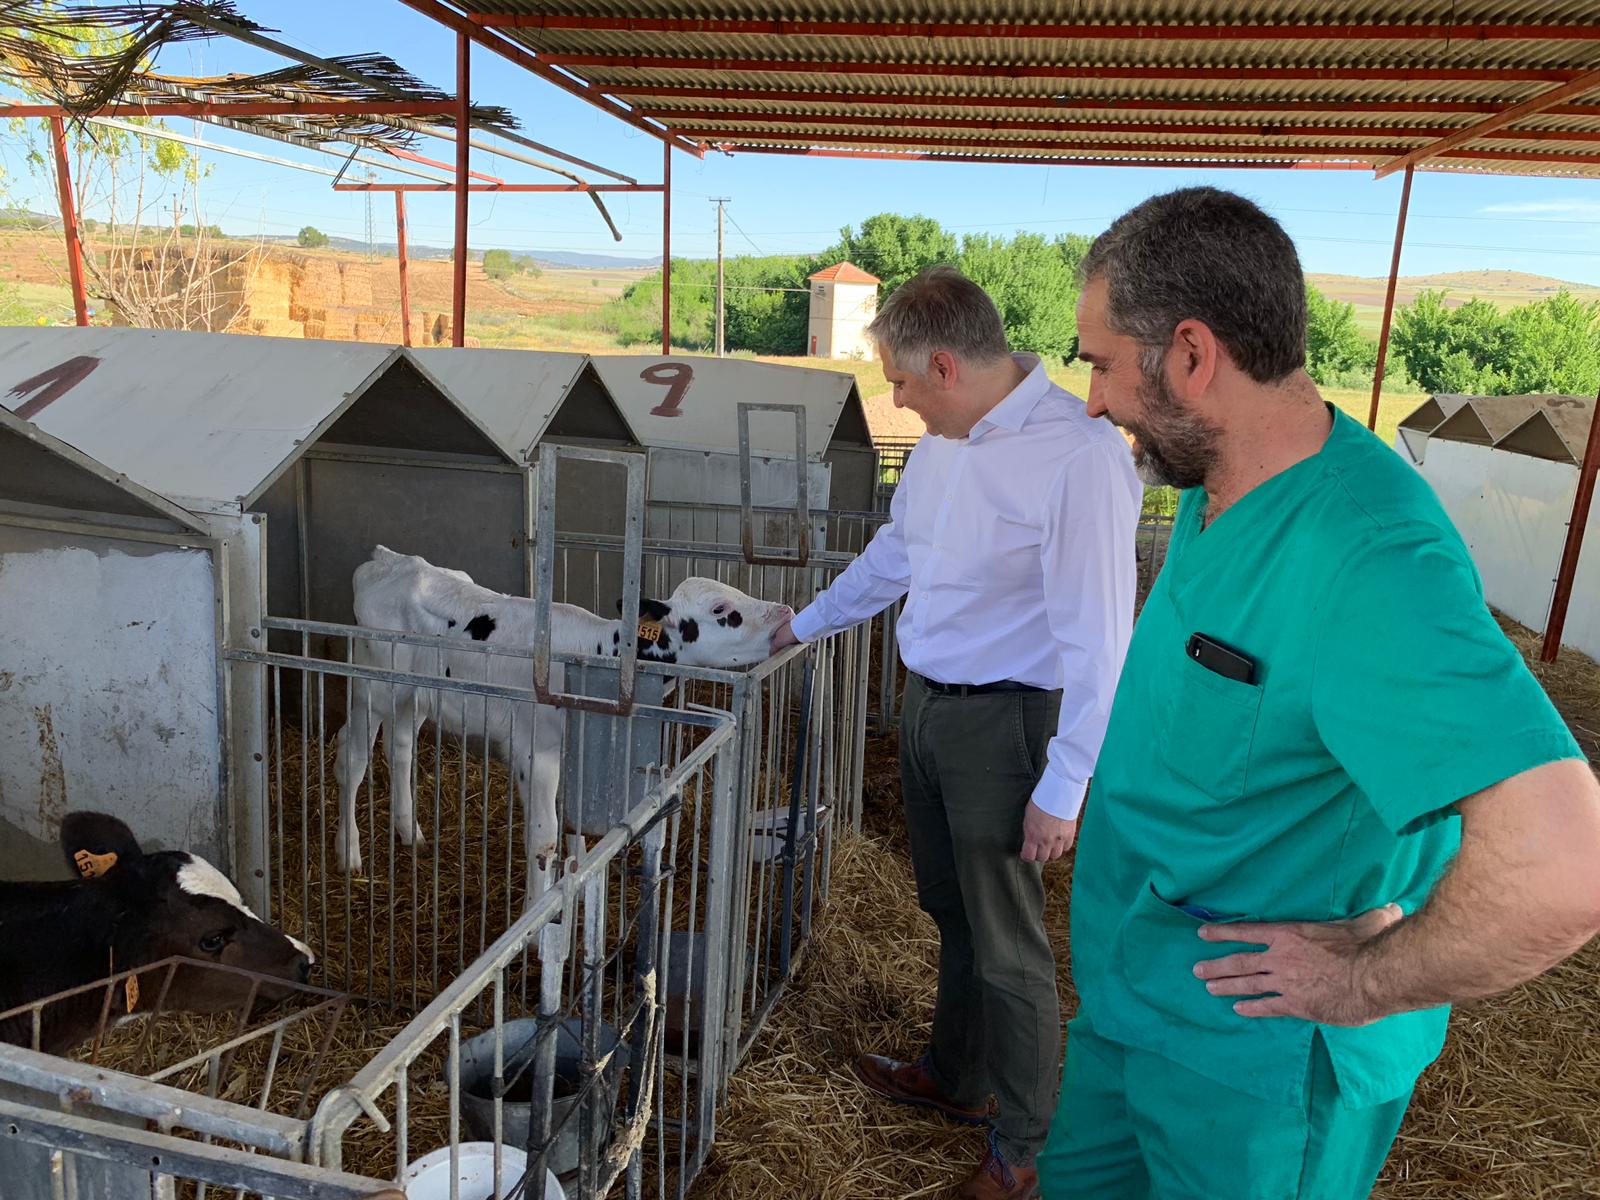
[11,228,1595,447]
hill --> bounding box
[256,234,657,270]
[1306,269,1600,335]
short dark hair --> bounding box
[866,264,1010,372]
[1080,187,1307,384]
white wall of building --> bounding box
[809,280,878,361]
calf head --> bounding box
[61,813,315,1014]
[631,578,794,669]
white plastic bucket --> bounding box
[402,1143,564,1200]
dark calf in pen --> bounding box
[0,812,314,1053]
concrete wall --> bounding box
[0,523,223,879]
[1418,439,1600,660]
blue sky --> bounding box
[8,0,1600,282]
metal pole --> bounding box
[1541,388,1600,663]
[1368,163,1413,432]
[661,139,672,355]
[713,197,728,357]
[395,193,413,347]
[452,32,470,348]
[48,118,89,326]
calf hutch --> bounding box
[0,331,873,1200]
[1399,392,1600,661]
[589,353,878,556]
[0,407,220,881]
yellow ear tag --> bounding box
[637,621,663,644]
[74,850,118,879]
[123,975,139,1013]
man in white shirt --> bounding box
[770,265,1141,1200]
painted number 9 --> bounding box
[641,362,694,417]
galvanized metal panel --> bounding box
[0,327,397,509]
[0,407,207,533]
[413,347,636,460]
[0,522,224,877]
[591,355,867,459]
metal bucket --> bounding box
[454,1018,630,1179]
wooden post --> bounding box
[395,193,413,347]
[451,32,470,348]
[661,138,671,355]
[1541,388,1600,663]
[49,117,89,326]
[1367,163,1413,432]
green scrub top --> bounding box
[1072,408,1582,1109]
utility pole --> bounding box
[711,197,729,358]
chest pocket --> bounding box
[1155,651,1264,802]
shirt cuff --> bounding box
[1031,773,1088,821]
[788,604,828,644]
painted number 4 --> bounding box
[641,362,694,417]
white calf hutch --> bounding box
[1399,392,1600,662]
[0,407,221,881]
[588,353,878,555]
[0,332,875,1199]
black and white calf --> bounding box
[0,813,315,1053]
[333,546,793,892]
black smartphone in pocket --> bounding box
[1186,633,1256,685]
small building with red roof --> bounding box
[807,261,880,362]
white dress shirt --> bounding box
[791,354,1142,820]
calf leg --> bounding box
[333,676,381,874]
[383,687,428,851]
[521,704,566,907]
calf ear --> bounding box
[60,813,143,880]
[638,598,672,622]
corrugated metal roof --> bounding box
[588,354,868,457]
[443,2,1600,177]
[0,328,516,512]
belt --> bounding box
[912,672,1046,698]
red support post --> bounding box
[661,139,672,355]
[1368,164,1413,432]
[451,32,470,349]
[1541,389,1600,663]
[395,193,413,348]
[48,118,89,327]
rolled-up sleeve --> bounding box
[1031,440,1141,820]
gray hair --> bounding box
[865,264,1011,373]
[1080,187,1307,385]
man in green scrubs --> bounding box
[1038,187,1600,1199]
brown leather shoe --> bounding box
[851,1052,988,1125]
[958,1134,1039,1200]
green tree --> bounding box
[1303,284,1378,387]
[482,248,515,279]
[1500,291,1600,395]
[515,256,542,277]
[957,231,1080,358]
[297,225,329,249]
[821,213,958,295]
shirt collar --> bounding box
[968,353,1051,442]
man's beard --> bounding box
[1124,367,1222,490]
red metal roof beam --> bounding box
[0,99,461,119]
[637,109,1600,143]
[744,144,1375,169]
[397,0,702,156]
[470,16,1600,43]
[1375,66,1600,178]
[333,182,663,191]
[608,87,1600,118]
[545,55,1590,85]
